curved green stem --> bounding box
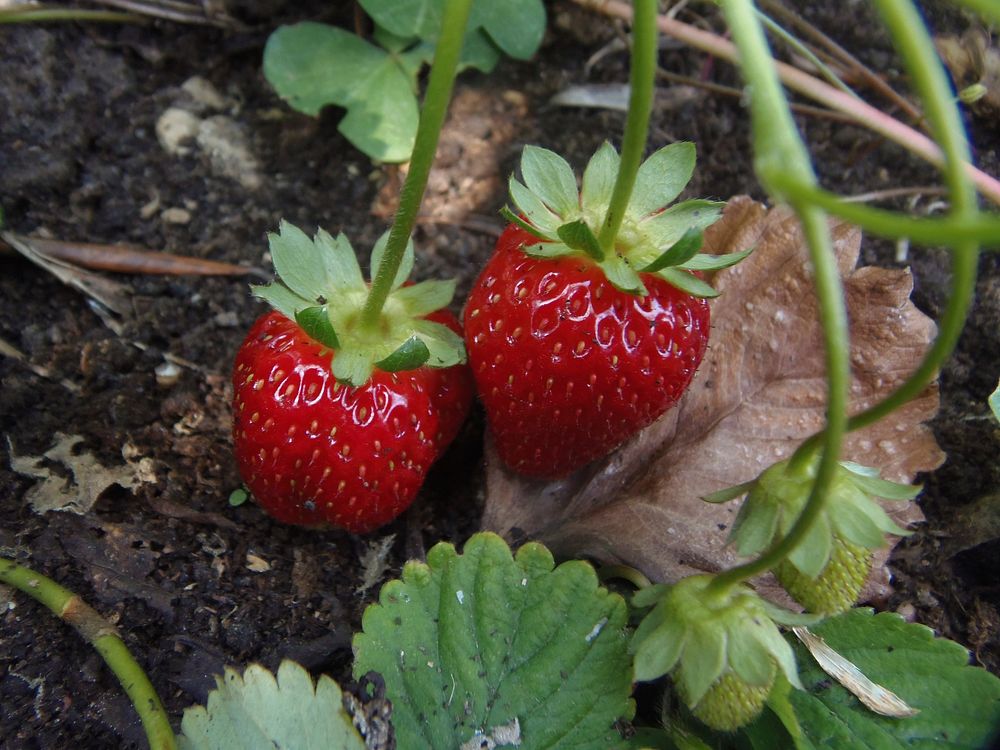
[0,558,177,750]
[360,0,473,329]
[596,0,658,254]
[709,0,850,595]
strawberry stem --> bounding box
[360,0,473,330]
[595,0,657,257]
[0,557,177,750]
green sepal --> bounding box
[627,142,696,219]
[500,205,556,241]
[268,220,329,302]
[679,246,754,271]
[728,622,777,687]
[509,176,561,235]
[632,608,687,682]
[600,254,647,295]
[557,219,605,261]
[392,279,456,317]
[787,510,832,578]
[702,481,755,504]
[294,305,340,349]
[520,144,579,215]
[841,462,921,500]
[757,599,823,627]
[251,282,312,321]
[581,141,620,213]
[750,620,804,691]
[411,319,466,368]
[631,582,672,609]
[679,621,728,706]
[639,200,724,251]
[641,228,703,273]
[657,268,720,298]
[523,240,576,259]
[315,228,367,293]
[332,349,373,386]
[729,492,781,558]
[375,336,430,372]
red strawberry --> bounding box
[465,225,709,478]
[464,143,745,478]
[232,223,472,532]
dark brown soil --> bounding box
[1,1,998,747]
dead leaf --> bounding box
[482,198,944,604]
[8,433,151,515]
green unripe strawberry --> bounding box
[775,536,872,615]
[678,667,774,732]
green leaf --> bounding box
[627,142,696,219]
[412,318,467,368]
[251,283,312,321]
[557,219,605,260]
[520,145,580,216]
[789,609,1000,749]
[600,255,647,295]
[295,306,340,349]
[641,228,703,273]
[374,336,430,371]
[177,660,365,750]
[360,0,441,43]
[679,247,754,271]
[990,379,1000,423]
[267,220,329,302]
[460,27,502,73]
[370,231,415,291]
[510,177,563,235]
[353,532,635,750]
[263,22,417,161]
[472,0,546,59]
[581,141,621,213]
[392,278,456,317]
[656,268,720,298]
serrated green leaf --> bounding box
[263,22,417,161]
[677,622,727,706]
[510,177,563,235]
[641,228,703,273]
[332,349,373,387]
[354,532,634,750]
[679,247,754,271]
[600,255,647,295]
[268,220,329,302]
[391,278,456,317]
[177,660,365,750]
[581,141,620,213]
[471,0,545,59]
[557,219,605,260]
[521,145,580,216]
[412,318,466,367]
[627,142,696,219]
[789,609,1000,749]
[374,335,430,371]
[251,283,312,321]
[657,268,719,298]
[295,306,340,349]
[639,199,724,250]
[370,231,415,291]
[314,229,366,293]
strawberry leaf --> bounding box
[294,306,340,350]
[640,228,703,273]
[520,145,579,216]
[627,142,696,219]
[787,609,1000,749]
[353,532,635,750]
[375,336,430,372]
[177,660,365,750]
[557,219,605,261]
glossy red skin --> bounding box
[464,224,710,479]
[232,310,473,533]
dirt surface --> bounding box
[1,1,998,747]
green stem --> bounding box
[709,0,850,595]
[0,7,138,23]
[597,564,653,590]
[596,0,658,255]
[360,0,473,329]
[0,558,177,750]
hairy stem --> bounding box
[0,558,177,750]
[360,0,473,329]
[596,0,658,254]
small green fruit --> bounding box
[776,536,872,614]
[677,666,774,732]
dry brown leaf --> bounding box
[481,197,944,604]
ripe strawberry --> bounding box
[232,223,472,532]
[775,535,871,615]
[464,143,746,478]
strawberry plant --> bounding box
[263,0,545,162]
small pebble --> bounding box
[161,207,192,225]
[155,107,200,155]
[155,360,181,387]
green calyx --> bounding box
[503,142,749,297]
[630,575,812,711]
[252,220,465,386]
[713,457,919,580]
